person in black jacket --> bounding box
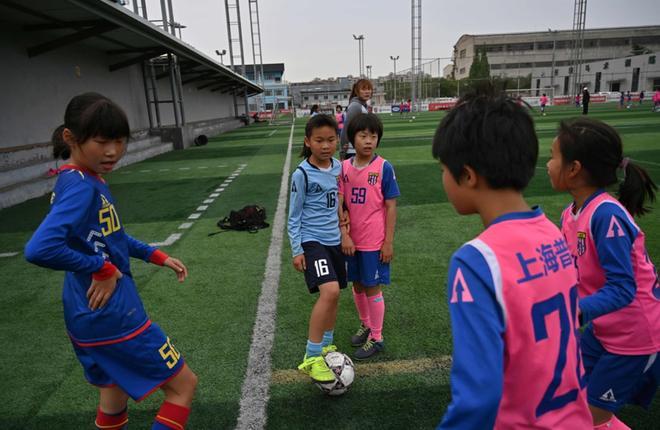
[582,87,590,115]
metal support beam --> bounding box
[109,50,167,71]
[27,22,118,57]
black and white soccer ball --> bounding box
[315,352,355,396]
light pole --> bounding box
[366,65,372,80]
[390,55,399,102]
[548,29,557,98]
[352,34,365,77]
[215,49,227,65]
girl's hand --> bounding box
[340,211,350,228]
[342,234,355,256]
[293,254,306,272]
[380,242,394,263]
[164,257,188,282]
[87,270,123,310]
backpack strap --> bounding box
[296,166,308,192]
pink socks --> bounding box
[353,288,371,328]
[367,292,385,341]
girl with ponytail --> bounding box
[546,117,659,430]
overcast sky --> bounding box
[141,0,660,82]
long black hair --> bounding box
[556,117,657,216]
[53,92,130,159]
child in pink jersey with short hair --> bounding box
[434,94,591,429]
[339,113,400,360]
[547,117,660,430]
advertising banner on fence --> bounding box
[428,101,457,111]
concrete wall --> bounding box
[0,23,248,209]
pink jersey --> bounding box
[440,209,590,429]
[561,191,660,355]
[540,95,548,105]
[339,156,400,251]
[335,112,344,130]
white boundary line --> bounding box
[236,121,295,430]
[0,252,19,258]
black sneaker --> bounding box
[354,338,384,360]
[350,324,371,347]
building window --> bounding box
[333,95,338,99]
[603,62,609,70]
[535,41,554,50]
[625,58,631,67]
[275,77,281,82]
[459,49,466,59]
[459,67,466,74]
[585,65,590,72]
[324,95,328,100]
[554,69,558,76]
[303,96,309,101]
[650,55,656,64]
[275,89,283,96]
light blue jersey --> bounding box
[287,158,342,256]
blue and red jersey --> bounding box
[25,165,167,345]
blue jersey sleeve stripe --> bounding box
[381,160,401,200]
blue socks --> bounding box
[306,339,323,357]
[306,330,334,357]
[322,330,334,347]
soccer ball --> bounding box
[412,116,416,120]
[315,352,355,396]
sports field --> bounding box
[1,103,658,429]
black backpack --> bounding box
[217,205,269,233]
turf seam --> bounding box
[235,122,295,430]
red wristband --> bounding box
[92,261,118,281]
[149,249,169,266]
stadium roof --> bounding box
[0,0,263,96]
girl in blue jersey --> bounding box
[25,93,197,430]
[288,114,346,384]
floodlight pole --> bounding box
[549,28,557,96]
[366,65,372,80]
[353,34,365,77]
[390,55,399,102]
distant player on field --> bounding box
[25,93,197,430]
[288,114,346,383]
[433,94,591,429]
[540,93,548,116]
[547,117,660,430]
[339,113,400,360]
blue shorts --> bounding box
[302,241,347,293]
[72,321,185,401]
[581,324,659,412]
[346,250,390,287]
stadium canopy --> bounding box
[1,0,263,96]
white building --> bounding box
[451,25,660,94]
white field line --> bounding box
[235,120,295,430]
[188,213,202,220]
[0,252,19,258]
[178,222,193,230]
[149,233,181,247]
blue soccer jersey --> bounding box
[287,158,342,256]
[25,165,165,344]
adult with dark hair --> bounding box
[340,78,373,160]
[433,94,591,429]
[582,87,591,115]
[547,117,659,430]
